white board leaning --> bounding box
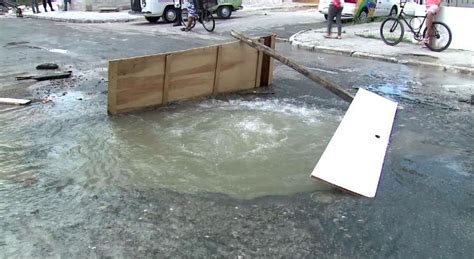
[310,88,398,198]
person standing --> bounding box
[63,0,71,11]
[31,0,40,13]
[324,0,343,39]
[181,0,198,32]
[173,0,182,27]
[424,0,442,45]
[42,0,54,12]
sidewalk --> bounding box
[22,10,143,23]
[289,22,474,75]
[243,3,317,12]
[17,2,317,23]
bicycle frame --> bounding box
[392,1,428,41]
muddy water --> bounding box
[0,93,341,200]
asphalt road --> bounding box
[0,11,473,258]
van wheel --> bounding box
[217,6,232,19]
[164,7,178,23]
[389,6,398,17]
[145,16,160,23]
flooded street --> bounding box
[1,17,473,257]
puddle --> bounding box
[0,97,340,199]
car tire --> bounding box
[389,6,397,17]
[145,16,160,23]
[217,6,232,19]
[324,14,328,20]
[358,8,368,23]
[163,7,178,23]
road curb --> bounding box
[243,4,318,12]
[22,14,143,23]
[290,38,474,75]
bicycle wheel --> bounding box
[380,17,404,46]
[181,9,196,29]
[423,21,452,52]
[201,10,215,32]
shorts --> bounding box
[187,2,198,18]
[426,5,439,15]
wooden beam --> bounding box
[0,98,31,105]
[230,30,354,103]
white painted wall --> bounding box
[242,0,293,8]
[404,3,474,51]
[70,0,131,11]
[436,6,474,51]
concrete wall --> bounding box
[436,6,474,51]
[70,0,131,11]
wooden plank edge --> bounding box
[0,98,31,105]
[107,60,119,114]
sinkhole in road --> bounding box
[104,99,342,199]
[5,96,342,200]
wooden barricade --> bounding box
[107,35,275,114]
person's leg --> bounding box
[32,0,40,13]
[186,16,194,30]
[42,0,47,11]
[326,5,336,37]
[336,6,342,38]
[47,0,54,11]
[174,7,182,26]
[424,12,433,44]
[63,0,67,11]
[30,0,36,13]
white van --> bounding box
[141,0,179,23]
[318,0,399,22]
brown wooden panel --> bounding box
[114,55,165,112]
[260,35,276,87]
[215,42,259,93]
[166,46,218,103]
[107,60,119,114]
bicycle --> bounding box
[0,0,23,17]
[181,0,215,32]
[380,0,452,52]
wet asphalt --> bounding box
[0,15,473,258]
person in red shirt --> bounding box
[324,0,343,39]
[424,0,442,45]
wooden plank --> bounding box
[310,88,398,198]
[267,34,276,86]
[231,30,354,102]
[259,36,272,86]
[0,98,31,105]
[114,54,165,112]
[166,46,218,102]
[107,60,119,114]
[215,41,259,93]
[107,35,275,114]
[162,54,172,104]
[255,38,264,88]
[212,46,222,95]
